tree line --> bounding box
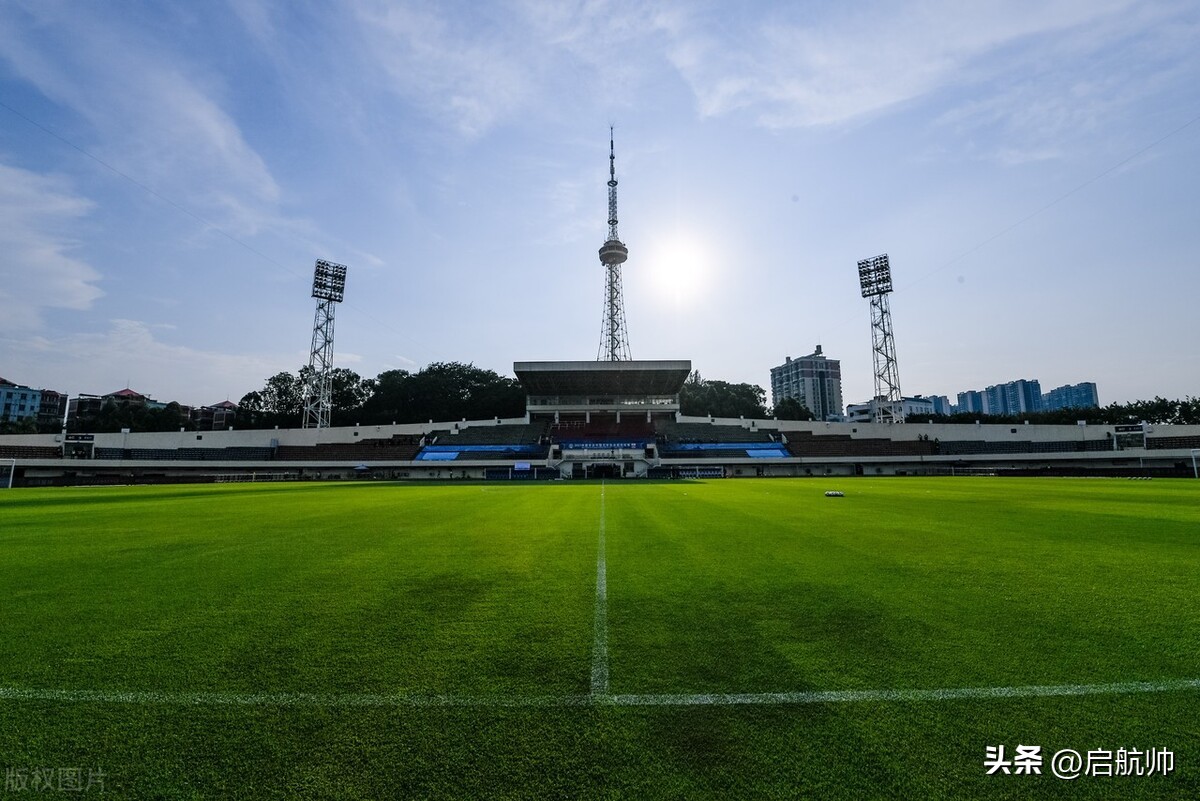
[678,371,814,420]
[36,360,1196,433]
[236,362,526,429]
[235,365,802,429]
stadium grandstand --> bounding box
[2,362,1199,485]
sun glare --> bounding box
[643,231,712,306]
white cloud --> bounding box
[352,2,535,137]
[350,0,680,137]
[662,0,1148,129]
[225,0,278,45]
[4,319,295,404]
[927,2,1200,162]
[0,4,279,218]
[0,162,102,331]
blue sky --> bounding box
[1,0,1198,410]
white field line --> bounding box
[1,680,1197,710]
[590,481,609,696]
[605,679,1200,706]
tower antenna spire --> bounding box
[597,126,631,361]
[608,126,619,240]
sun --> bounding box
[642,231,712,306]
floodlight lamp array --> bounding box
[857,254,893,298]
[311,259,348,302]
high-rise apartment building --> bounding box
[770,346,844,421]
[1043,382,1099,410]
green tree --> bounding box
[679,371,768,418]
[238,371,303,428]
[357,369,411,424]
[0,417,39,435]
[237,361,526,429]
[772,396,815,421]
[328,368,375,426]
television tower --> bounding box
[597,127,631,361]
[302,259,348,429]
[857,254,904,424]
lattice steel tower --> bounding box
[597,127,631,361]
[857,254,904,424]
[302,259,348,429]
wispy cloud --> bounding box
[351,2,534,138]
[348,0,679,138]
[0,162,102,331]
[663,0,1151,129]
[0,4,279,220]
[7,319,294,403]
[929,2,1200,163]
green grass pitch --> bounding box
[1,477,1198,798]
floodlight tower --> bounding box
[302,259,348,429]
[857,254,904,424]
[597,127,632,361]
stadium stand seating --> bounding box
[783,433,936,458]
[91,446,278,461]
[655,420,774,444]
[782,434,1113,458]
[416,444,548,461]
[655,419,779,459]
[430,423,548,446]
[0,445,61,459]
[414,425,550,461]
[937,439,1112,456]
[1147,435,1200,450]
[552,419,653,441]
[276,435,423,462]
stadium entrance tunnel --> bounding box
[561,461,645,479]
[588,463,621,479]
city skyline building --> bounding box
[770,345,843,421]
[984,378,1043,417]
[951,378,1100,416]
[0,377,42,426]
[1044,382,1100,411]
[845,396,935,423]
[957,390,988,415]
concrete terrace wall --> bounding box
[772,420,1200,444]
[4,419,1198,453]
[0,433,62,449]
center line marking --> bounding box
[590,480,609,696]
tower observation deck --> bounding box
[598,127,632,362]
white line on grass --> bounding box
[590,480,609,696]
[2,679,1197,710]
[0,687,590,708]
[605,679,1200,706]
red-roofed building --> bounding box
[192,400,239,431]
[106,388,148,401]
[66,388,192,432]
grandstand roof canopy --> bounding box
[514,360,692,396]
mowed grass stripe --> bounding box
[0,482,601,696]
[605,478,1200,694]
[2,478,1199,799]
